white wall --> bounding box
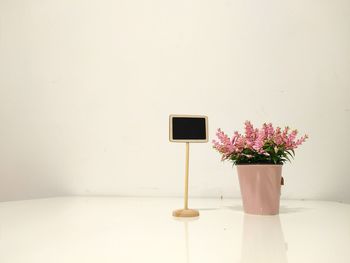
[0,0,349,202]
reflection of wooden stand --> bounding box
[173,143,199,217]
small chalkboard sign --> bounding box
[169,114,208,217]
[169,115,208,143]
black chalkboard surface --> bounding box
[169,115,208,142]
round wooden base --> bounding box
[172,209,200,218]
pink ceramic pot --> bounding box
[237,165,282,215]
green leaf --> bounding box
[286,151,294,159]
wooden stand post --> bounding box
[173,143,200,217]
[184,142,189,210]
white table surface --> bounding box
[0,197,349,263]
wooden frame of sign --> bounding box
[169,114,208,218]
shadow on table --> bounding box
[225,205,309,214]
[197,207,220,211]
[279,206,310,214]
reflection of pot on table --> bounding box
[241,214,288,263]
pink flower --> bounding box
[273,127,283,145]
[295,134,308,148]
[285,129,298,150]
[244,121,256,148]
[266,123,274,138]
[253,129,265,152]
[212,121,308,163]
[212,129,235,159]
[234,135,246,152]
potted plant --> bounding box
[212,121,308,215]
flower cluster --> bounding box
[212,121,308,165]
